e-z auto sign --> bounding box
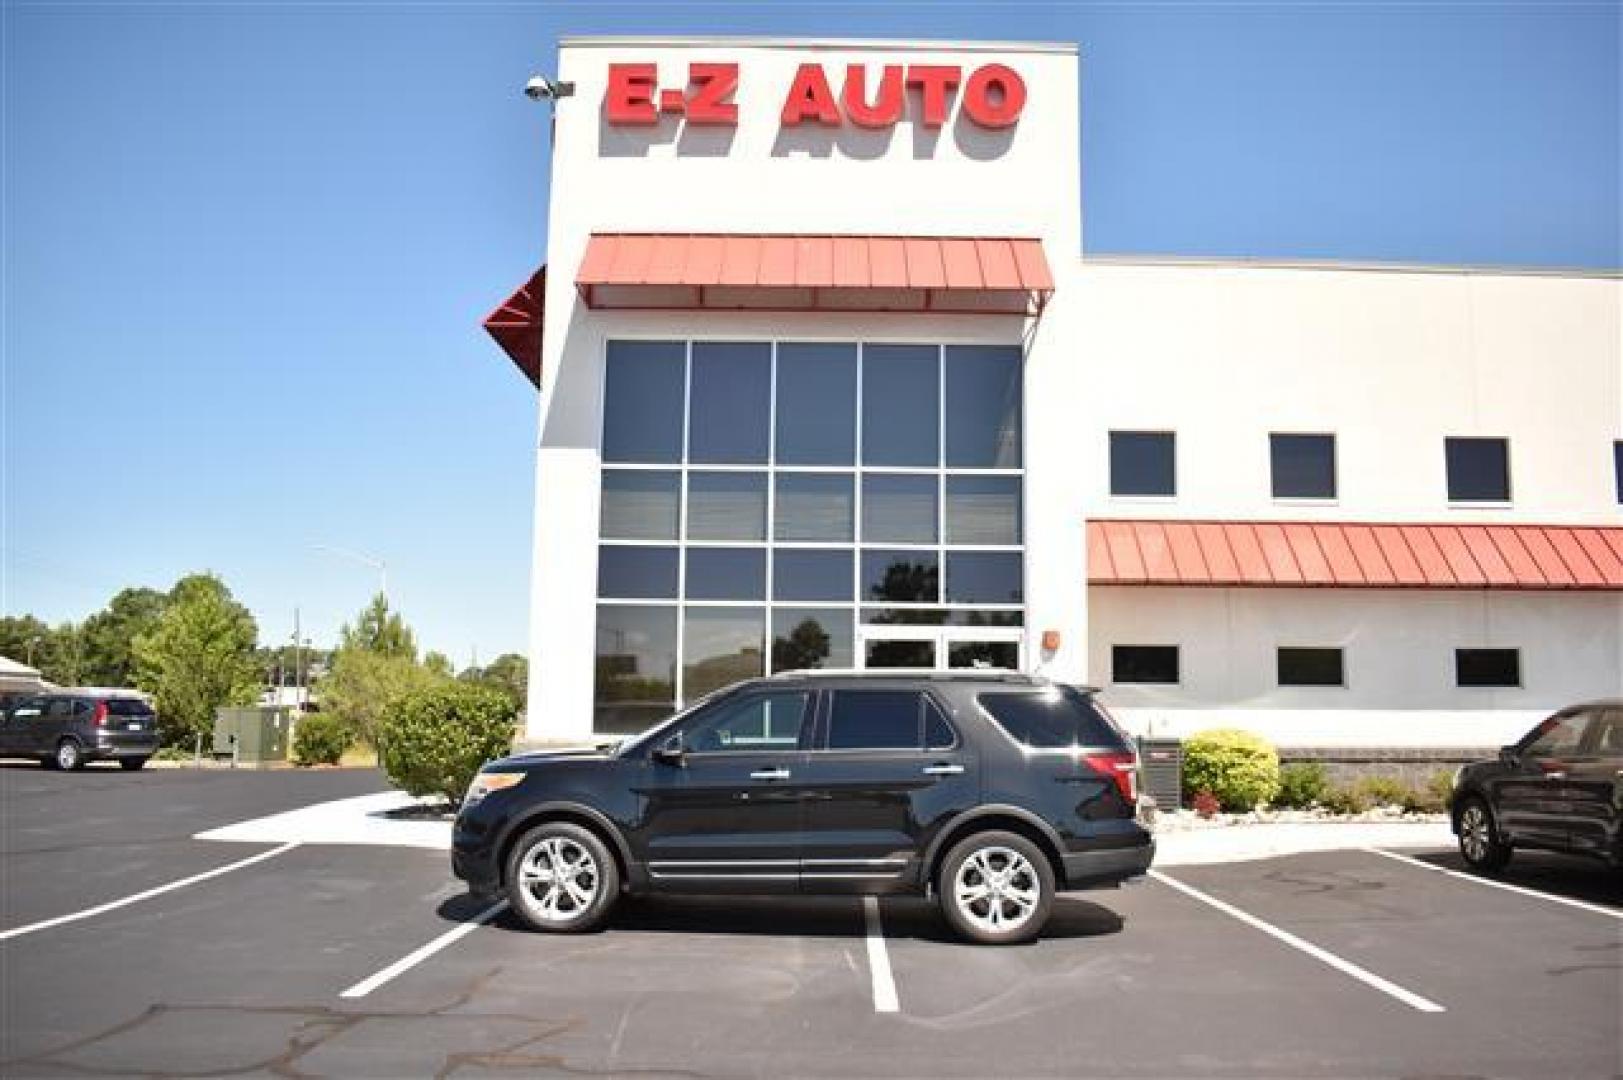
[604,61,1027,130]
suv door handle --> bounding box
[923,764,965,776]
[749,768,791,781]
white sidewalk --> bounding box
[196,790,1454,864]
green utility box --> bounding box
[212,706,293,763]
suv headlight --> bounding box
[464,771,524,808]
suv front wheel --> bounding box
[1456,797,1512,872]
[505,822,619,933]
[938,831,1055,945]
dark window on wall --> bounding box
[1445,437,1511,502]
[775,343,857,465]
[1270,434,1337,499]
[1110,432,1175,497]
[944,345,1022,468]
[1456,649,1521,688]
[1112,645,1179,684]
[1278,647,1345,687]
[862,345,939,467]
[1614,441,1622,503]
[602,341,685,463]
[688,343,770,463]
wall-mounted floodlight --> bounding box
[524,75,575,102]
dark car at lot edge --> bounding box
[0,691,159,771]
[1449,699,1622,873]
[453,671,1154,944]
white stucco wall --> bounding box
[528,38,1085,739]
[1091,585,1623,747]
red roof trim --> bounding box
[1087,520,1623,591]
[575,233,1053,316]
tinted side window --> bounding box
[979,689,1121,749]
[1523,712,1588,757]
[827,690,925,751]
[46,699,74,718]
[107,698,155,717]
[685,691,809,753]
[1587,710,1623,756]
[925,699,957,750]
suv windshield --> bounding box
[978,687,1125,749]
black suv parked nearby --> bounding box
[1450,699,1622,872]
[453,672,1154,944]
[0,691,159,771]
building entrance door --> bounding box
[856,626,1024,672]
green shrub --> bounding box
[378,683,516,806]
[1319,784,1370,816]
[1272,762,1332,809]
[153,745,191,762]
[1355,775,1410,808]
[293,712,352,766]
[1401,770,1454,815]
[1181,729,1281,811]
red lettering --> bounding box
[780,63,841,127]
[841,64,904,129]
[906,65,961,129]
[686,62,739,125]
[961,64,1026,129]
[605,63,658,125]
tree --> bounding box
[0,615,82,684]
[462,653,527,709]
[133,574,260,746]
[339,594,417,662]
[424,650,454,679]
[319,648,436,750]
[79,588,167,687]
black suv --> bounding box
[1449,699,1622,872]
[453,672,1154,944]
[0,691,159,771]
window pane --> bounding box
[1456,648,1521,688]
[776,343,857,465]
[945,552,1022,604]
[1112,645,1179,684]
[947,641,1019,670]
[689,342,770,463]
[862,607,949,626]
[686,691,808,752]
[597,546,678,599]
[945,345,1022,467]
[978,688,1121,748]
[594,605,677,734]
[687,472,767,542]
[925,701,957,748]
[682,607,765,702]
[864,640,936,669]
[686,548,765,601]
[862,344,939,466]
[774,473,854,542]
[1524,712,1587,757]
[1277,647,1345,687]
[1110,432,1175,497]
[1615,441,1622,504]
[603,341,685,464]
[945,476,1021,545]
[771,608,853,671]
[1445,437,1510,502]
[828,690,922,748]
[600,470,680,541]
[773,550,853,602]
[862,474,938,543]
[1270,434,1337,499]
[862,550,939,602]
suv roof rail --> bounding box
[765,668,1049,685]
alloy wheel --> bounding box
[517,836,600,923]
[953,845,1041,935]
[1460,804,1491,862]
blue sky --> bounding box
[3,1,1618,666]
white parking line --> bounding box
[1149,870,1446,1014]
[862,896,899,1014]
[0,842,300,943]
[339,899,508,999]
[1365,848,1623,921]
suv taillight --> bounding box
[1081,750,1138,805]
[91,702,108,728]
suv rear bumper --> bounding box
[1060,840,1154,890]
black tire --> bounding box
[505,822,619,933]
[120,758,148,771]
[1456,796,1512,872]
[937,830,1055,945]
[54,739,84,772]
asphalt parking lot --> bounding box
[2,764,1619,1078]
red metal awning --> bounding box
[483,267,545,388]
[1087,520,1623,590]
[575,233,1053,315]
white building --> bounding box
[485,36,1622,751]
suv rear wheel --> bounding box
[1457,796,1512,872]
[54,738,84,772]
[938,830,1054,945]
[506,822,619,933]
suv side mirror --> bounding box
[652,733,686,766]
[1498,745,1519,765]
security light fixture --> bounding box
[524,75,575,102]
